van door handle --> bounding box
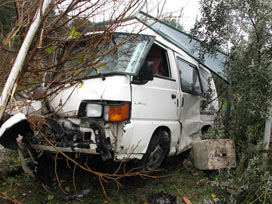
[171,94,176,99]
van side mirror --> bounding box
[140,61,154,80]
[132,61,154,84]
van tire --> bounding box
[140,130,170,171]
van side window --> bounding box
[177,57,202,95]
[145,44,170,77]
[199,68,213,95]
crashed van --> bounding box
[0,12,226,173]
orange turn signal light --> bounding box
[106,103,130,122]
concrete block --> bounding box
[192,139,236,170]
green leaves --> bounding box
[70,27,81,39]
[47,194,54,200]
[194,1,272,203]
[45,44,56,54]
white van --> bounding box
[0,12,225,172]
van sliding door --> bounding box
[176,56,203,152]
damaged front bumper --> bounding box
[0,113,112,161]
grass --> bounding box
[0,152,222,204]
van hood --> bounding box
[48,75,131,117]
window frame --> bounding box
[146,43,172,79]
[176,56,203,96]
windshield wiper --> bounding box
[94,68,106,80]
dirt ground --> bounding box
[0,148,221,204]
[0,146,11,171]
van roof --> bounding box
[135,12,228,82]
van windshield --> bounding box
[54,33,154,80]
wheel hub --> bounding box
[146,144,164,169]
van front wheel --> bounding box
[141,130,170,171]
